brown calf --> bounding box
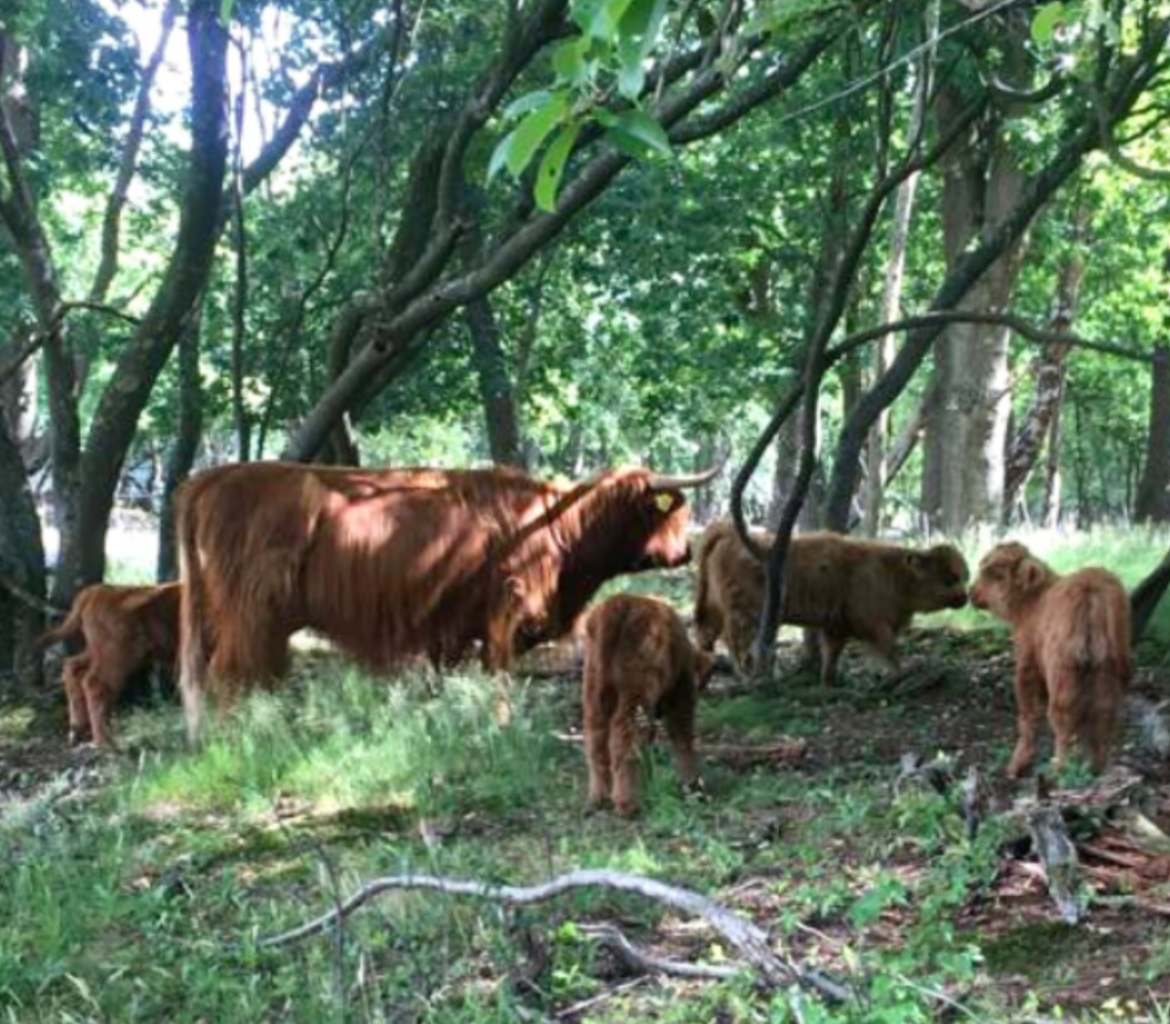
[582,594,715,817]
[971,542,1132,777]
[39,583,181,747]
[695,520,969,683]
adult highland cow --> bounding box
[176,462,714,741]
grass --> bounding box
[4,526,1170,1022]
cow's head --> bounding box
[628,467,722,571]
[970,541,1054,622]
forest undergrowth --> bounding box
[2,528,1170,1023]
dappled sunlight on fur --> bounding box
[176,462,693,742]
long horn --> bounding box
[648,463,722,491]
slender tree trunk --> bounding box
[1001,219,1086,521]
[157,310,204,582]
[863,0,937,536]
[1040,371,1065,527]
[1135,345,1170,523]
[464,296,525,468]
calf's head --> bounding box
[970,542,1054,621]
[905,544,971,612]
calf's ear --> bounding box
[1018,558,1046,590]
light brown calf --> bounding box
[582,594,715,817]
[694,521,969,683]
[970,542,1132,777]
[39,583,181,747]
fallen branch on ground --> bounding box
[257,868,855,1003]
[578,923,741,980]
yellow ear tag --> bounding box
[655,493,675,513]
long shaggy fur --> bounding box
[39,583,180,747]
[694,520,970,683]
[582,594,714,817]
[971,542,1132,777]
[176,462,694,742]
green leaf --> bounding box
[617,38,646,99]
[590,0,638,41]
[614,108,672,158]
[1031,2,1066,43]
[552,38,590,86]
[503,90,555,120]
[505,93,569,177]
[486,129,518,183]
[219,0,234,25]
[535,121,582,212]
[621,0,669,59]
[570,0,601,33]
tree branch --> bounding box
[256,868,854,1003]
[88,0,178,304]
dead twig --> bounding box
[578,923,741,980]
[257,868,855,1003]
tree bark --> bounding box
[1041,389,1064,527]
[69,0,228,589]
[464,295,525,468]
[1001,210,1087,522]
[1135,345,1170,523]
[863,0,937,536]
[921,72,1028,533]
[157,310,204,582]
[0,411,46,688]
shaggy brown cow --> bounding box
[176,462,715,742]
[38,583,181,747]
[694,520,969,684]
[582,594,714,817]
[970,542,1132,777]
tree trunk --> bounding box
[1001,220,1086,522]
[67,0,228,590]
[0,410,46,688]
[464,295,525,468]
[863,0,937,536]
[921,80,1028,534]
[1135,345,1170,523]
[1040,370,1065,527]
[157,310,204,582]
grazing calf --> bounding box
[582,594,715,817]
[970,542,1132,777]
[38,583,181,747]
[695,520,969,683]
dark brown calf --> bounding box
[582,594,714,817]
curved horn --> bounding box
[648,464,722,491]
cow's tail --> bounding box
[34,592,87,652]
[177,485,210,746]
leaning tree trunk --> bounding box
[1040,385,1065,527]
[1135,345,1170,523]
[1001,215,1087,523]
[157,309,204,582]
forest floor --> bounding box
[3,542,1170,1022]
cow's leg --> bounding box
[82,668,117,750]
[726,608,755,680]
[62,654,92,745]
[1007,660,1047,778]
[662,680,700,792]
[610,695,643,817]
[1046,669,1078,775]
[819,632,846,687]
[210,624,292,708]
[583,669,613,809]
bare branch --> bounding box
[257,868,855,1003]
[0,570,64,617]
[89,0,179,304]
[578,924,742,980]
